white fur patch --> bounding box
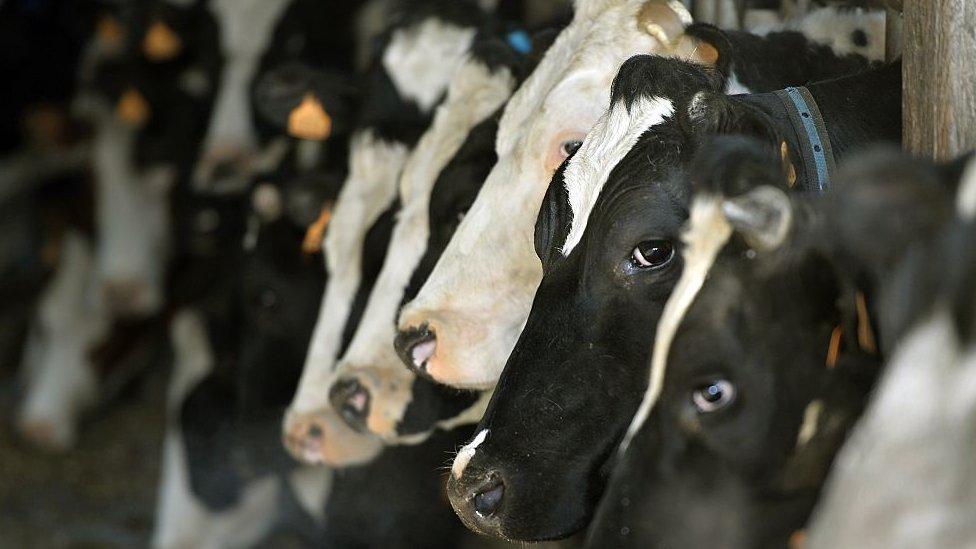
[287,466,333,522]
[382,18,477,113]
[452,429,488,479]
[956,157,976,222]
[289,131,409,415]
[561,96,674,256]
[753,6,887,61]
[18,230,107,450]
[622,195,733,452]
[796,399,823,449]
[93,115,172,316]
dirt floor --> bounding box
[0,363,167,548]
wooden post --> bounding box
[903,0,976,160]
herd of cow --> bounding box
[3,0,974,547]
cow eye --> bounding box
[691,380,736,413]
[631,240,674,269]
[560,139,583,158]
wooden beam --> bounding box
[904,0,976,160]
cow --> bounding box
[319,34,548,449]
[444,55,900,541]
[14,3,222,449]
[394,1,887,391]
[586,137,916,548]
[153,174,333,548]
[283,0,495,466]
[804,151,976,549]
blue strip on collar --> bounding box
[783,87,831,191]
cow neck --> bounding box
[735,88,836,193]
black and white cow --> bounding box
[585,136,908,548]
[322,33,550,446]
[445,55,900,541]
[15,2,221,449]
[283,0,496,466]
[394,2,886,391]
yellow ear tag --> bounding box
[302,203,334,254]
[97,15,124,48]
[117,88,151,128]
[781,141,797,188]
[288,93,333,141]
[144,21,182,62]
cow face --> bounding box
[590,143,963,548]
[444,55,728,541]
[395,0,720,389]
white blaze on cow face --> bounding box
[622,195,733,452]
[93,116,173,317]
[152,310,283,549]
[194,0,293,191]
[398,0,691,389]
[329,59,516,441]
[382,17,477,113]
[17,230,108,451]
[452,428,489,479]
[561,95,674,256]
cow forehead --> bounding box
[561,95,674,256]
[496,0,655,155]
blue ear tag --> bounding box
[506,30,532,54]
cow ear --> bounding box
[722,186,793,251]
[636,2,722,68]
[679,24,734,75]
[253,64,358,138]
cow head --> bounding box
[586,136,885,548]
[327,39,526,445]
[394,0,733,389]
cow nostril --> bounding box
[307,423,323,440]
[394,325,436,374]
[473,478,505,518]
[329,378,370,432]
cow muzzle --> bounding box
[281,407,383,467]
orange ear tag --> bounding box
[144,21,182,62]
[288,93,333,141]
[302,203,334,254]
[117,88,151,128]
